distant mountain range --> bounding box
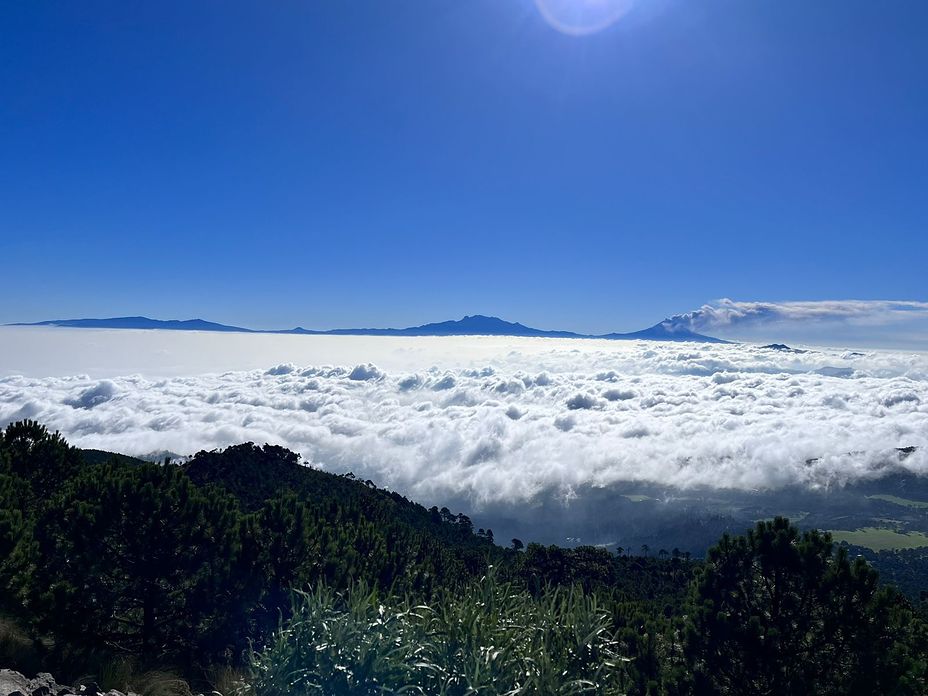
[19,317,253,332]
[11,314,730,343]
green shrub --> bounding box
[249,569,629,695]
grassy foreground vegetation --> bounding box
[252,573,629,695]
[1,420,927,694]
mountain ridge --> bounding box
[11,314,730,343]
[15,316,254,332]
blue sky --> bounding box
[2,0,926,335]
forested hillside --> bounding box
[1,421,926,694]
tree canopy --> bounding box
[0,422,925,694]
[687,516,927,695]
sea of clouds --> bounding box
[1,327,926,510]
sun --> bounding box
[534,0,636,36]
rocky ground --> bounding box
[0,669,141,696]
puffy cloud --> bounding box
[266,364,297,376]
[64,380,118,410]
[348,363,384,381]
[566,393,601,410]
[1,336,927,514]
[603,388,636,401]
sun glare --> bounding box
[534,0,636,35]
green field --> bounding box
[829,527,928,551]
[867,494,928,509]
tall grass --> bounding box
[249,569,630,695]
[96,657,193,696]
[205,664,251,696]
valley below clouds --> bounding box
[1,328,926,526]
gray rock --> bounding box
[27,673,74,696]
[0,671,196,696]
[0,670,30,696]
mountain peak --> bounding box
[599,320,731,344]
[11,314,729,343]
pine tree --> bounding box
[685,517,927,694]
[1,420,82,508]
[25,461,246,662]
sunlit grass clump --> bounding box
[249,569,628,695]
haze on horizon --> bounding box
[10,297,928,350]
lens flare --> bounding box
[534,0,636,35]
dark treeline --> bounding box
[1,420,926,694]
[842,545,928,606]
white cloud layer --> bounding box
[668,299,928,348]
[1,330,927,510]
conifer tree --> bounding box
[25,461,245,662]
[686,517,927,694]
